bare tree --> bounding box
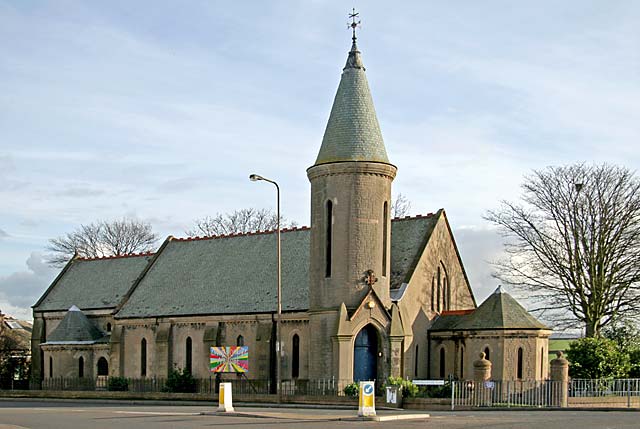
[46,218,159,267]
[186,208,298,237]
[391,193,412,218]
[485,164,640,337]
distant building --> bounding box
[0,310,32,388]
[31,29,550,387]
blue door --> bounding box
[353,325,378,381]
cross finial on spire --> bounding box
[348,8,361,42]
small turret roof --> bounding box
[431,287,549,331]
[45,305,105,343]
[313,38,390,166]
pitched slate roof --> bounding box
[431,287,548,331]
[116,228,312,318]
[33,254,154,312]
[115,216,438,318]
[45,305,105,344]
[314,39,390,166]
[389,212,440,289]
[429,309,475,330]
[35,216,441,319]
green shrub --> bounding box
[604,323,640,378]
[629,348,640,378]
[385,376,418,398]
[426,383,451,398]
[343,382,359,397]
[164,368,196,393]
[566,337,630,379]
[107,377,129,391]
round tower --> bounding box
[307,31,396,379]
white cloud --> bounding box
[0,252,56,318]
[454,226,506,304]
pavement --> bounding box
[1,399,639,428]
[203,407,430,422]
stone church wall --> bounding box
[430,330,550,381]
[114,312,308,381]
[397,214,476,379]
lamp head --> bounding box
[249,174,262,182]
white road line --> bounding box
[112,411,200,416]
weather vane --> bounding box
[348,8,361,41]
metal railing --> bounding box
[570,378,640,397]
[32,377,361,397]
[451,380,565,409]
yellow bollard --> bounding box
[218,382,234,412]
[358,381,376,417]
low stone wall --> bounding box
[568,396,640,408]
[0,390,213,402]
[402,397,452,410]
[0,389,358,407]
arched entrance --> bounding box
[353,325,378,381]
[97,357,109,376]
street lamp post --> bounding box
[249,174,282,403]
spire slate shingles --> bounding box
[314,40,390,166]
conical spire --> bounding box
[313,19,390,166]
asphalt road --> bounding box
[0,400,638,428]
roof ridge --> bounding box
[176,226,311,242]
[391,212,438,222]
[76,251,155,262]
[440,309,475,316]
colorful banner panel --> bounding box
[210,346,249,373]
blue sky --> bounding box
[1,1,639,321]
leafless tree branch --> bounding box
[186,208,298,237]
[485,163,640,336]
[45,218,159,267]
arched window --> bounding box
[440,263,449,311]
[484,347,491,361]
[325,200,333,277]
[97,357,109,376]
[436,267,441,312]
[236,335,244,347]
[414,344,419,377]
[106,323,112,332]
[78,356,84,378]
[431,278,435,311]
[141,338,147,377]
[443,276,449,310]
[186,337,193,374]
[49,356,53,378]
[382,202,388,276]
[292,334,300,379]
[460,346,464,379]
[517,347,524,380]
[439,347,446,379]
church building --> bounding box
[31,26,551,388]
